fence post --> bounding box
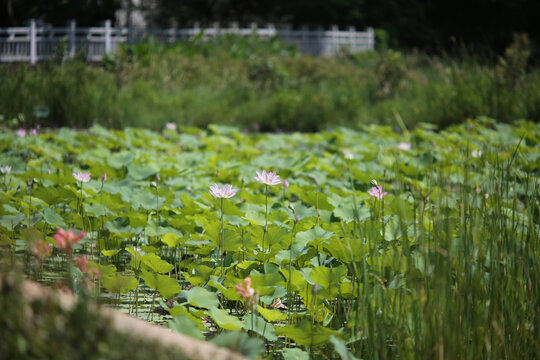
[348,26,356,52]
[230,21,239,34]
[316,25,323,56]
[29,19,37,64]
[331,24,338,55]
[69,20,76,58]
[367,27,375,50]
[104,19,112,54]
[267,23,276,37]
[300,25,308,54]
[192,21,200,39]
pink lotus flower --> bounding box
[165,122,177,130]
[283,179,289,190]
[30,128,38,136]
[254,170,282,186]
[32,239,52,263]
[53,228,86,254]
[74,255,100,278]
[368,186,388,199]
[236,277,255,303]
[72,170,91,182]
[398,142,411,151]
[75,256,89,272]
[343,150,354,160]
[17,129,27,137]
[209,183,238,198]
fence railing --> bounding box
[0,20,375,63]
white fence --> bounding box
[0,20,374,63]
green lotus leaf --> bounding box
[0,213,25,230]
[161,233,181,247]
[275,319,340,347]
[243,313,277,341]
[168,314,205,341]
[181,286,219,309]
[295,226,334,248]
[142,253,174,273]
[84,203,108,217]
[184,265,214,286]
[257,306,287,322]
[323,238,369,263]
[105,217,133,235]
[93,263,116,278]
[140,270,181,300]
[102,274,139,294]
[101,249,122,257]
[208,306,243,330]
[282,348,310,360]
[42,207,66,228]
[107,151,135,169]
[310,265,348,289]
[33,187,63,206]
[127,163,156,180]
[130,189,158,211]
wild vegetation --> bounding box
[1,119,538,359]
[1,34,539,132]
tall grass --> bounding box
[340,134,539,358]
[0,35,539,131]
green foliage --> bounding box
[102,274,139,294]
[210,331,264,360]
[168,315,205,341]
[0,120,539,358]
[1,36,539,132]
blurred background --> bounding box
[1,0,539,131]
[2,0,539,54]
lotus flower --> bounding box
[236,277,255,303]
[53,228,86,254]
[17,129,27,137]
[398,142,411,151]
[165,122,177,130]
[32,239,52,263]
[368,186,388,199]
[72,170,91,183]
[254,170,282,186]
[0,165,11,175]
[209,183,238,198]
[75,256,89,272]
[101,172,107,182]
[283,179,289,190]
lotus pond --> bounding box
[0,119,539,359]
